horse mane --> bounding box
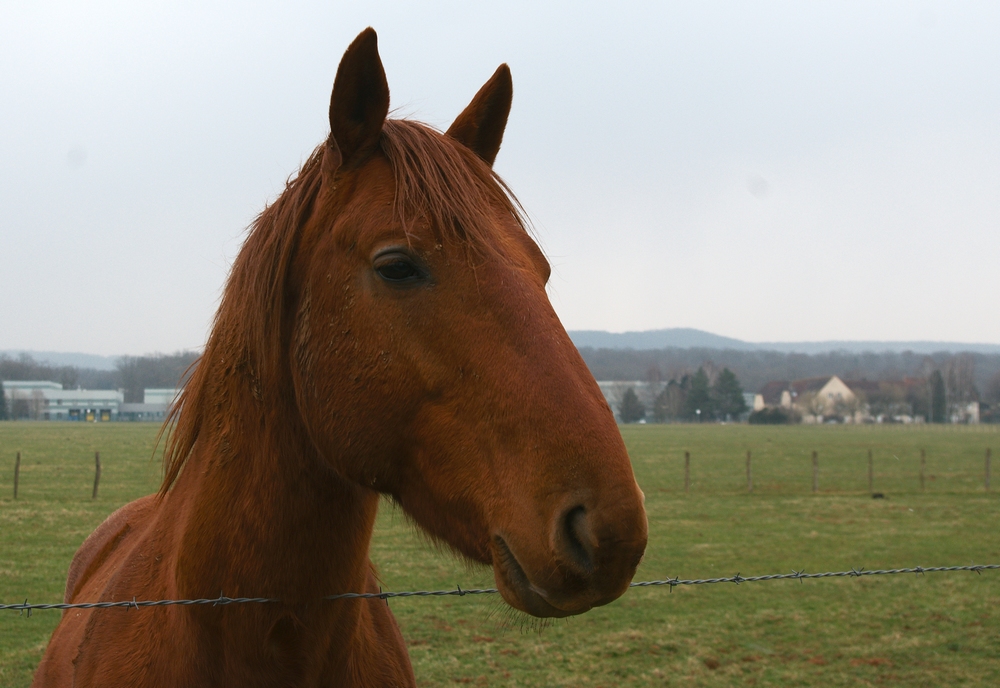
[159,118,530,494]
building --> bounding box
[745,392,765,412]
[757,376,866,423]
[143,388,180,405]
[2,381,186,422]
[2,381,123,421]
[952,401,980,424]
[118,388,180,422]
[3,380,63,395]
[755,375,985,424]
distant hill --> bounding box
[8,331,1000,370]
[569,328,751,351]
[752,340,1000,355]
[567,329,1000,355]
[0,350,119,370]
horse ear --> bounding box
[446,64,512,167]
[325,28,390,176]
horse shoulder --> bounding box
[64,494,158,603]
[31,496,161,687]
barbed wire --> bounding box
[628,563,999,588]
[2,564,996,615]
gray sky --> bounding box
[2,1,999,356]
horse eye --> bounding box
[374,254,422,283]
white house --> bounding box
[759,376,870,423]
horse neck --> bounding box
[166,365,379,604]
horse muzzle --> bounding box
[489,489,648,618]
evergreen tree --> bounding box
[930,370,947,423]
[711,368,747,419]
[0,379,7,420]
[683,368,713,421]
[618,387,646,423]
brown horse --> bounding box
[33,28,647,687]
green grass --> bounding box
[2,422,998,686]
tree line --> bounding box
[114,353,199,403]
[617,366,748,423]
[4,347,999,423]
[579,346,1000,399]
[0,351,199,418]
[582,346,1000,422]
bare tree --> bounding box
[986,372,1000,404]
[800,391,827,420]
[653,379,687,422]
[29,389,45,420]
[9,390,30,420]
[945,353,978,404]
[834,392,866,422]
[116,352,199,403]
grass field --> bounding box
[1,422,998,686]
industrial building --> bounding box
[1,381,178,421]
[117,388,180,422]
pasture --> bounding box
[1,422,997,686]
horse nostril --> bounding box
[560,505,595,574]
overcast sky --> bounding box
[2,1,999,356]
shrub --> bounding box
[748,407,799,425]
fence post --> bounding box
[13,452,20,500]
[92,451,101,500]
[987,448,992,492]
[746,450,752,493]
[920,448,926,492]
[812,451,818,493]
[868,449,873,494]
[684,451,690,494]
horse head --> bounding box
[284,29,649,618]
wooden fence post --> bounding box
[92,451,101,500]
[684,451,690,494]
[920,448,926,492]
[812,451,818,493]
[13,452,20,500]
[987,448,992,492]
[867,449,873,494]
[746,450,753,493]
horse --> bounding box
[32,28,647,687]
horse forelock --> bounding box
[160,118,530,494]
[379,119,530,256]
